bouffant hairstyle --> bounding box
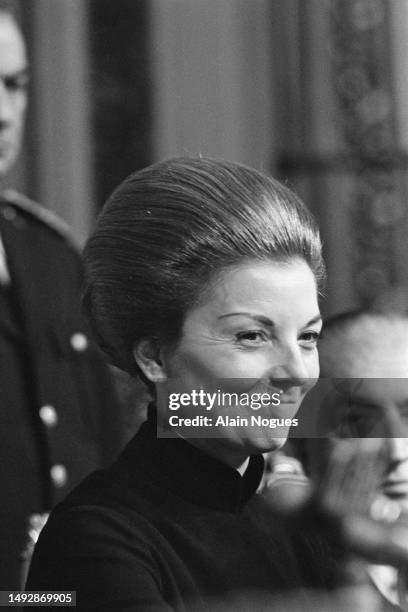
[83,157,325,378]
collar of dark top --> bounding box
[118,403,265,514]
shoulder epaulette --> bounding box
[1,189,80,250]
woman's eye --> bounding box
[299,331,320,346]
[236,330,268,345]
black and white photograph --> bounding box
[1,1,408,610]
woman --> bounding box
[26,157,329,609]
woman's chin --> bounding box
[247,435,288,455]
[265,437,288,452]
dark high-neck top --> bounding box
[26,407,335,610]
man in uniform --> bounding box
[0,4,122,589]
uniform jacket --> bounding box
[0,190,123,590]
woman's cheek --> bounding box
[304,351,320,390]
[310,348,320,376]
[222,353,273,386]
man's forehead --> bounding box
[0,13,27,74]
[320,316,408,378]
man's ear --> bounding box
[133,338,168,383]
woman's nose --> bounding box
[386,436,408,463]
[268,345,309,385]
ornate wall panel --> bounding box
[274,0,408,313]
[330,0,408,306]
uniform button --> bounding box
[50,464,68,488]
[1,206,16,221]
[39,404,58,427]
[70,332,88,352]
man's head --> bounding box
[319,311,408,380]
[319,311,408,509]
[0,6,28,179]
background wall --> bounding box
[9,0,408,315]
[149,0,274,170]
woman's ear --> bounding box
[133,338,168,383]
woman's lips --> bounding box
[382,480,408,498]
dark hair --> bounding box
[83,157,325,377]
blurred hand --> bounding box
[198,584,382,612]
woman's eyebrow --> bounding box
[217,312,274,326]
[217,312,322,327]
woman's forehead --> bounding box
[185,259,319,326]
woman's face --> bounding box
[157,258,322,467]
